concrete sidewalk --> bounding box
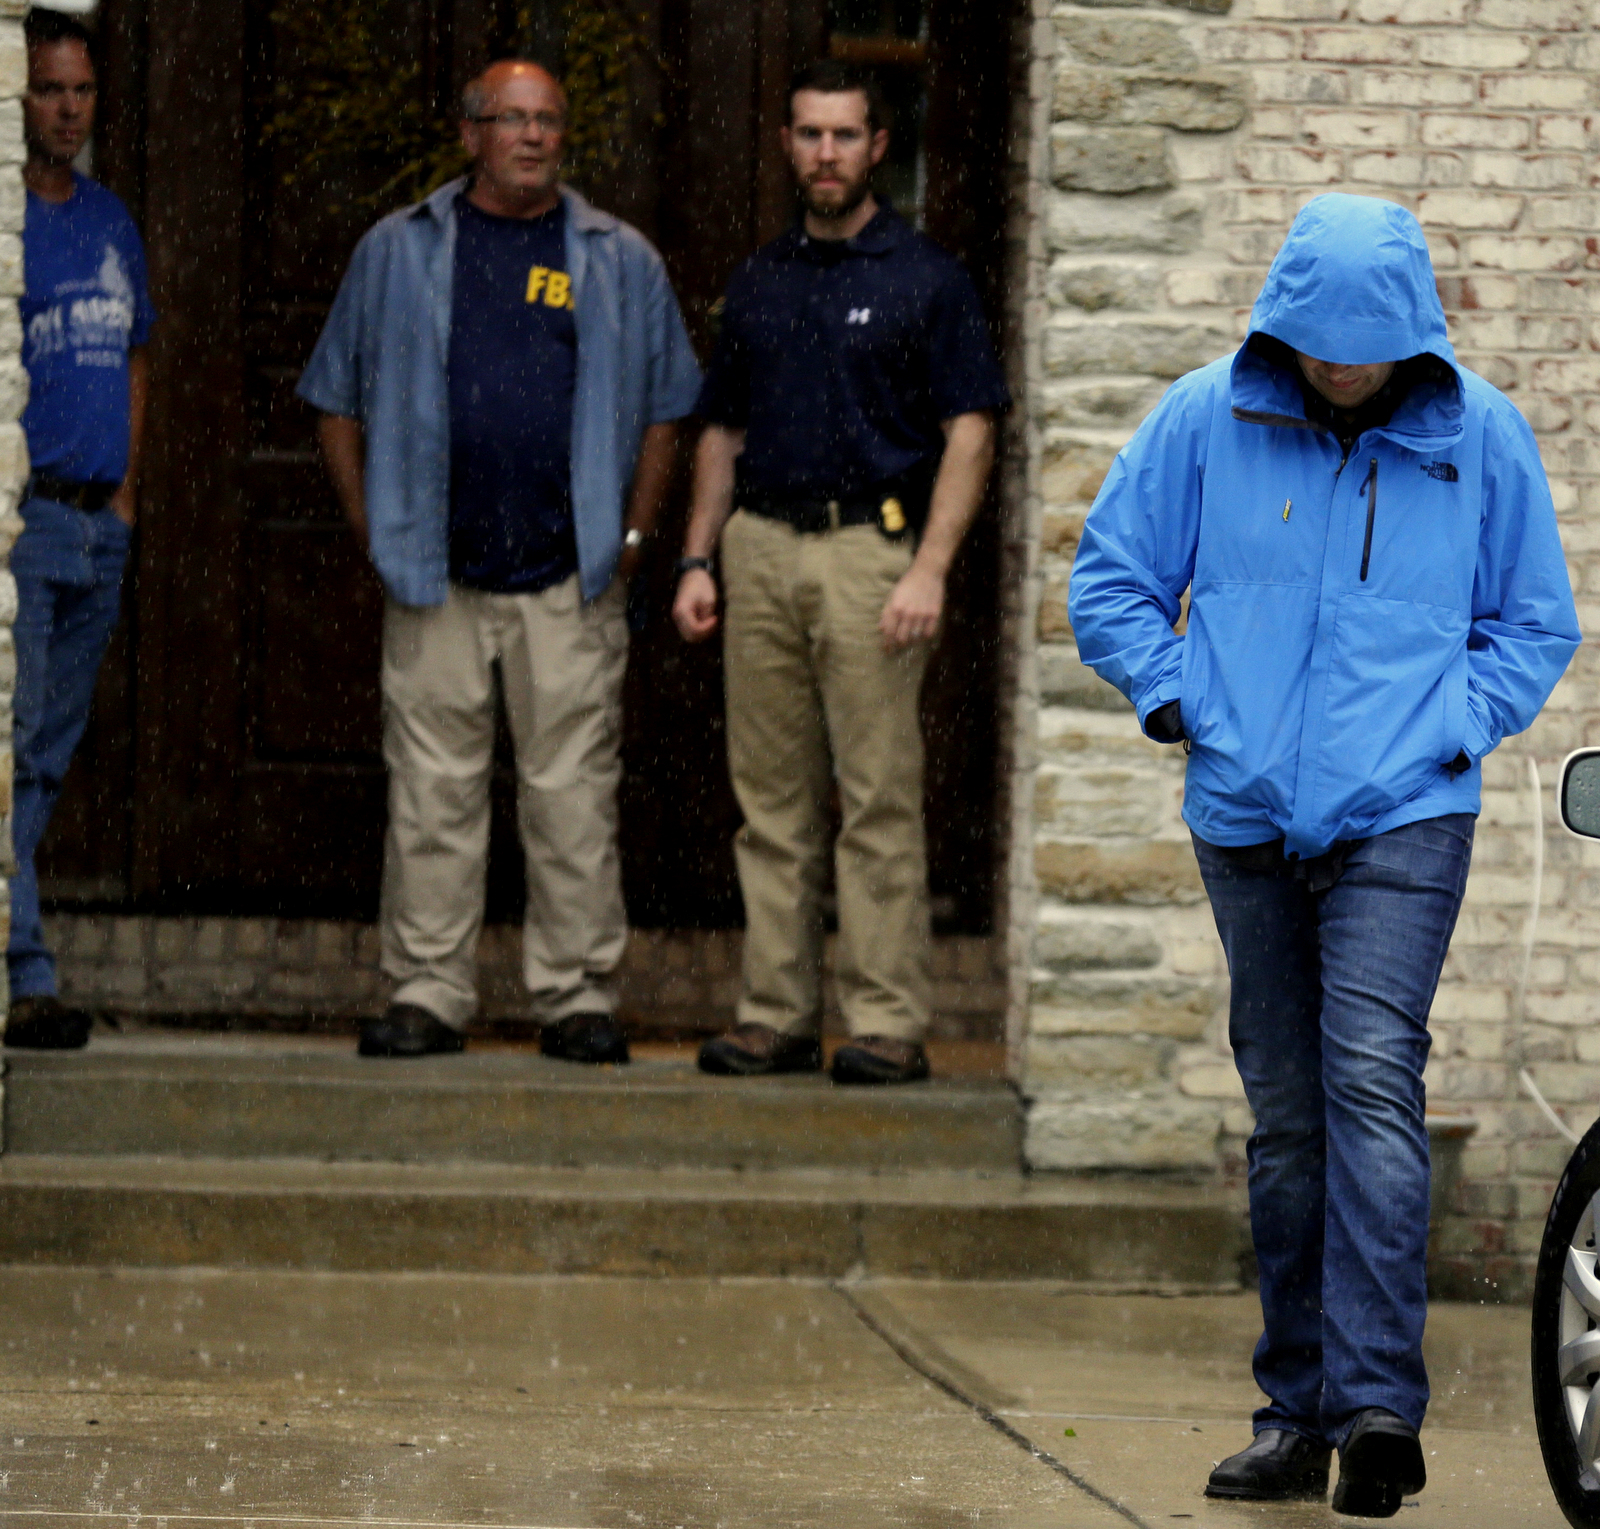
[0,1268,1560,1528]
[860,1281,1555,1527]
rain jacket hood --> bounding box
[1247,193,1455,369]
[1232,195,1465,462]
[1069,195,1579,859]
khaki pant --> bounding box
[379,577,629,1028]
[722,510,932,1042]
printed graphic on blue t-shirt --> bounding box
[21,174,155,485]
[448,196,578,594]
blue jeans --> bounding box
[1192,813,1474,1446]
[7,496,131,999]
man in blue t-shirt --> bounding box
[301,59,701,1061]
[6,9,154,1050]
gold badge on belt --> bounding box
[880,496,906,534]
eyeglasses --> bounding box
[468,110,564,134]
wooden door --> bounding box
[39,0,1011,933]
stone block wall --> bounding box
[1014,0,1243,1181]
[0,1,27,1026]
[1012,0,1600,1296]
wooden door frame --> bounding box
[129,0,249,903]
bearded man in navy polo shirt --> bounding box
[673,60,1009,1085]
[7,8,155,1050]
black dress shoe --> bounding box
[830,1036,930,1085]
[1205,1428,1332,1501]
[1332,1409,1425,1519]
[541,1012,629,1065]
[5,995,91,1050]
[698,1022,822,1076]
[358,1003,466,1058]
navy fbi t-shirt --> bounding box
[22,174,156,485]
[448,196,577,593]
[696,204,1009,498]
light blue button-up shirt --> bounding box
[298,180,702,605]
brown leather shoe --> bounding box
[831,1036,930,1085]
[698,1022,822,1076]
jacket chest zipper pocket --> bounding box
[1359,457,1378,582]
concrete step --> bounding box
[4,1035,1022,1172]
[0,1154,1246,1286]
[0,1033,1246,1288]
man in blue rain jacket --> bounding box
[1070,195,1579,1518]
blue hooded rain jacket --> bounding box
[1068,194,1581,860]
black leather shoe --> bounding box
[830,1036,930,1085]
[1205,1429,1332,1501]
[698,1022,822,1076]
[5,995,91,1050]
[358,1003,465,1058]
[1332,1409,1425,1519]
[541,1012,629,1065]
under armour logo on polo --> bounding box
[846,308,872,325]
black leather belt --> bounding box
[741,489,915,538]
[26,474,118,512]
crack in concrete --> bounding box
[833,1283,1154,1529]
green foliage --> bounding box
[265,0,651,214]
[264,0,463,211]
[536,0,651,183]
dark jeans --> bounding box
[7,497,131,999]
[1192,813,1475,1445]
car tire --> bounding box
[1534,1114,1600,1528]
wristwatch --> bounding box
[676,555,713,577]
[622,527,646,551]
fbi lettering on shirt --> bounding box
[526,266,573,309]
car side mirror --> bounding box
[1560,748,1600,839]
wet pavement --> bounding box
[0,1268,1560,1528]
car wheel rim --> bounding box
[1560,1190,1600,1489]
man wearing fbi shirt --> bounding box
[301,59,700,1061]
[673,59,1008,1085]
